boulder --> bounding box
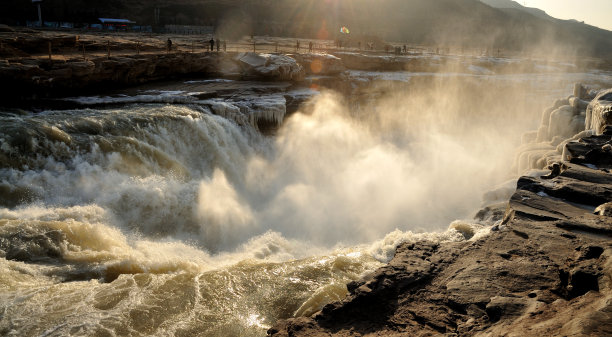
[586,89,612,134]
[235,52,304,81]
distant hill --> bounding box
[1,0,611,58]
[479,0,553,21]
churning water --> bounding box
[1,70,611,336]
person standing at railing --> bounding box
[209,38,214,51]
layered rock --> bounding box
[0,51,305,100]
[268,91,612,336]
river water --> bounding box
[1,68,611,336]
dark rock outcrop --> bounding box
[269,128,612,335]
[0,51,307,100]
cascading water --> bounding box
[1,70,612,336]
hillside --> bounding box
[1,0,612,57]
[480,0,553,20]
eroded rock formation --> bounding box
[586,89,612,135]
[268,91,612,336]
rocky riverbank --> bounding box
[268,91,612,336]
[0,51,308,99]
[2,28,601,103]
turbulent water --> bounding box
[1,69,611,336]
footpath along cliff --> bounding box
[0,28,595,102]
[268,88,612,336]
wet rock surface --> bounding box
[268,131,612,336]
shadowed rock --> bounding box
[269,122,612,337]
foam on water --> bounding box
[0,90,497,335]
[3,70,612,336]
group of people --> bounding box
[165,37,227,52]
[207,38,227,52]
[165,37,413,55]
[295,41,315,52]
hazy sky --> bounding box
[523,0,612,31]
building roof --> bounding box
[98,18,135,24]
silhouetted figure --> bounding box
[403,45,407,53]
[308,41,313,52]
[296,40,300,51]
[209,38,214,51]
[223,40,227,51]
[216,39,220,51]
[167,38,172,52]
